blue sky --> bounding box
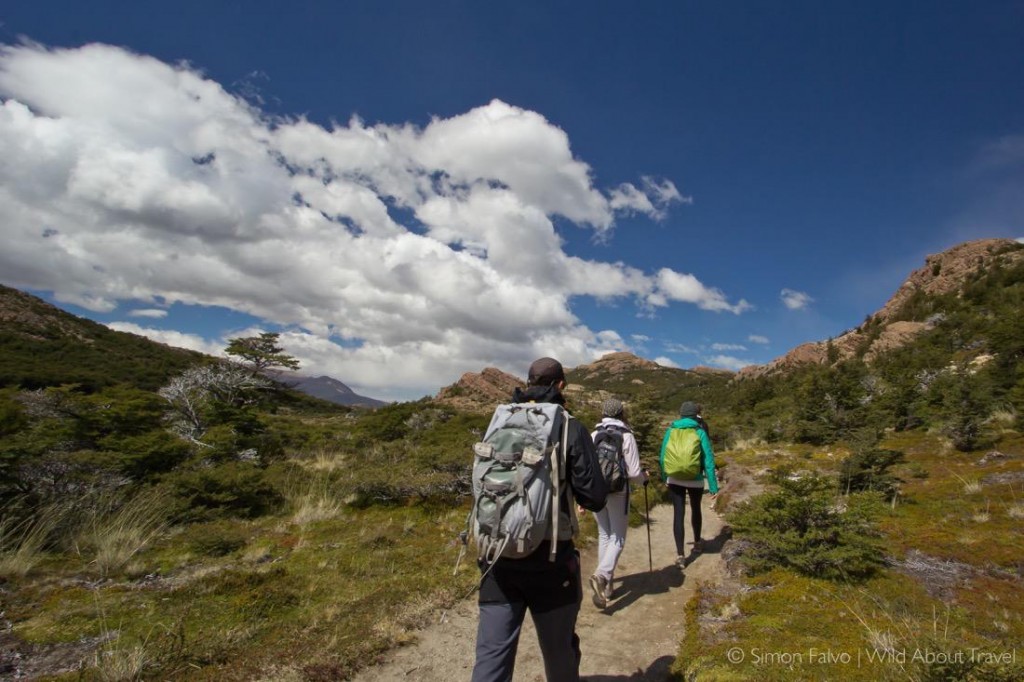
[1,1,1022,400]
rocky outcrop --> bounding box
[434,352,672,412]
[690,365,736,377]
[877,238,1024,323]
[571,351,663,380]
[434,367,523,413]
[736,238,1023,380]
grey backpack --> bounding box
[469,402,573,564]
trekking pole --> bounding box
[643,480,653,572]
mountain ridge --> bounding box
[290,374,387,408]
[736,238,1024,380]
[0,284,386,406]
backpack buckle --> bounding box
[521,445,544,466]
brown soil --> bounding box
[349,466,758,681]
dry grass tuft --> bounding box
[294,446,348,473]
[242,543,273,564]
[283,472,345,527]
[949,470,983,495]
[79,492,170,577]
[730,436,767,452]
[986,406,1017,432]
[0,504,64,578]
[290,493,344,526]
[886,550,972,599]
[94,639,147,682]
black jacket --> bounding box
[486,385,607,568]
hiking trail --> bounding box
[350,465,757,681]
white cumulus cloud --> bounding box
[0,41,748,398]
[711,342,747,351]
[705,354,753,371]
[781,288,814,310]
[107,322,225,356]
[128,308,168,319]
[651,270,751,314]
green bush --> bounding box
[182,520,249,557]
[728,473,884,581]
[163,462,284,522]
[838,447,904,496]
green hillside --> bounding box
[1,239,1023,680]
[0,285,205,392]
[720,241,1024,448]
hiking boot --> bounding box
[589,574,608,608]
[675,554,686,569]
[691,539,705,554]
[603,578,614,601]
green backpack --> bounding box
[661,427,703,479]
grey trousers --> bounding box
[471,548,583,682]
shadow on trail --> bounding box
[583,655,675,681]
[600,565,683,615]
[681,522,732,567]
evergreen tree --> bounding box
[224,332,300,375]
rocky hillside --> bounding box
[434,366,524,412]
[736,238,1024,380]
[434,351,734,419]
[433,353,678,413]
[571,351,662,379]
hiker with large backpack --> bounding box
[587,398,648,609]
[469,357,608,682]
[658,401,719,569]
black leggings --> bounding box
[668,484,703,556]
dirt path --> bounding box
[350,489,736,681]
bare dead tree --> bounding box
[158,363,271,446]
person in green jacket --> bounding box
[658,401,719,568]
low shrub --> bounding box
[182,520,249,557]
[839,447,905,496]
[162,462,284,522]
[728,473,884,581]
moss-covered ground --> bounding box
[678,432,1024,681]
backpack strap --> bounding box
[549,406,571,561]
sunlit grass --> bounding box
[292,445,348,472]
[77,491,170,577]
[0,504,63,578]
[11,503,479,680]
[94,638,147,682]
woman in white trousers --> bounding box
[588,398,648,609]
